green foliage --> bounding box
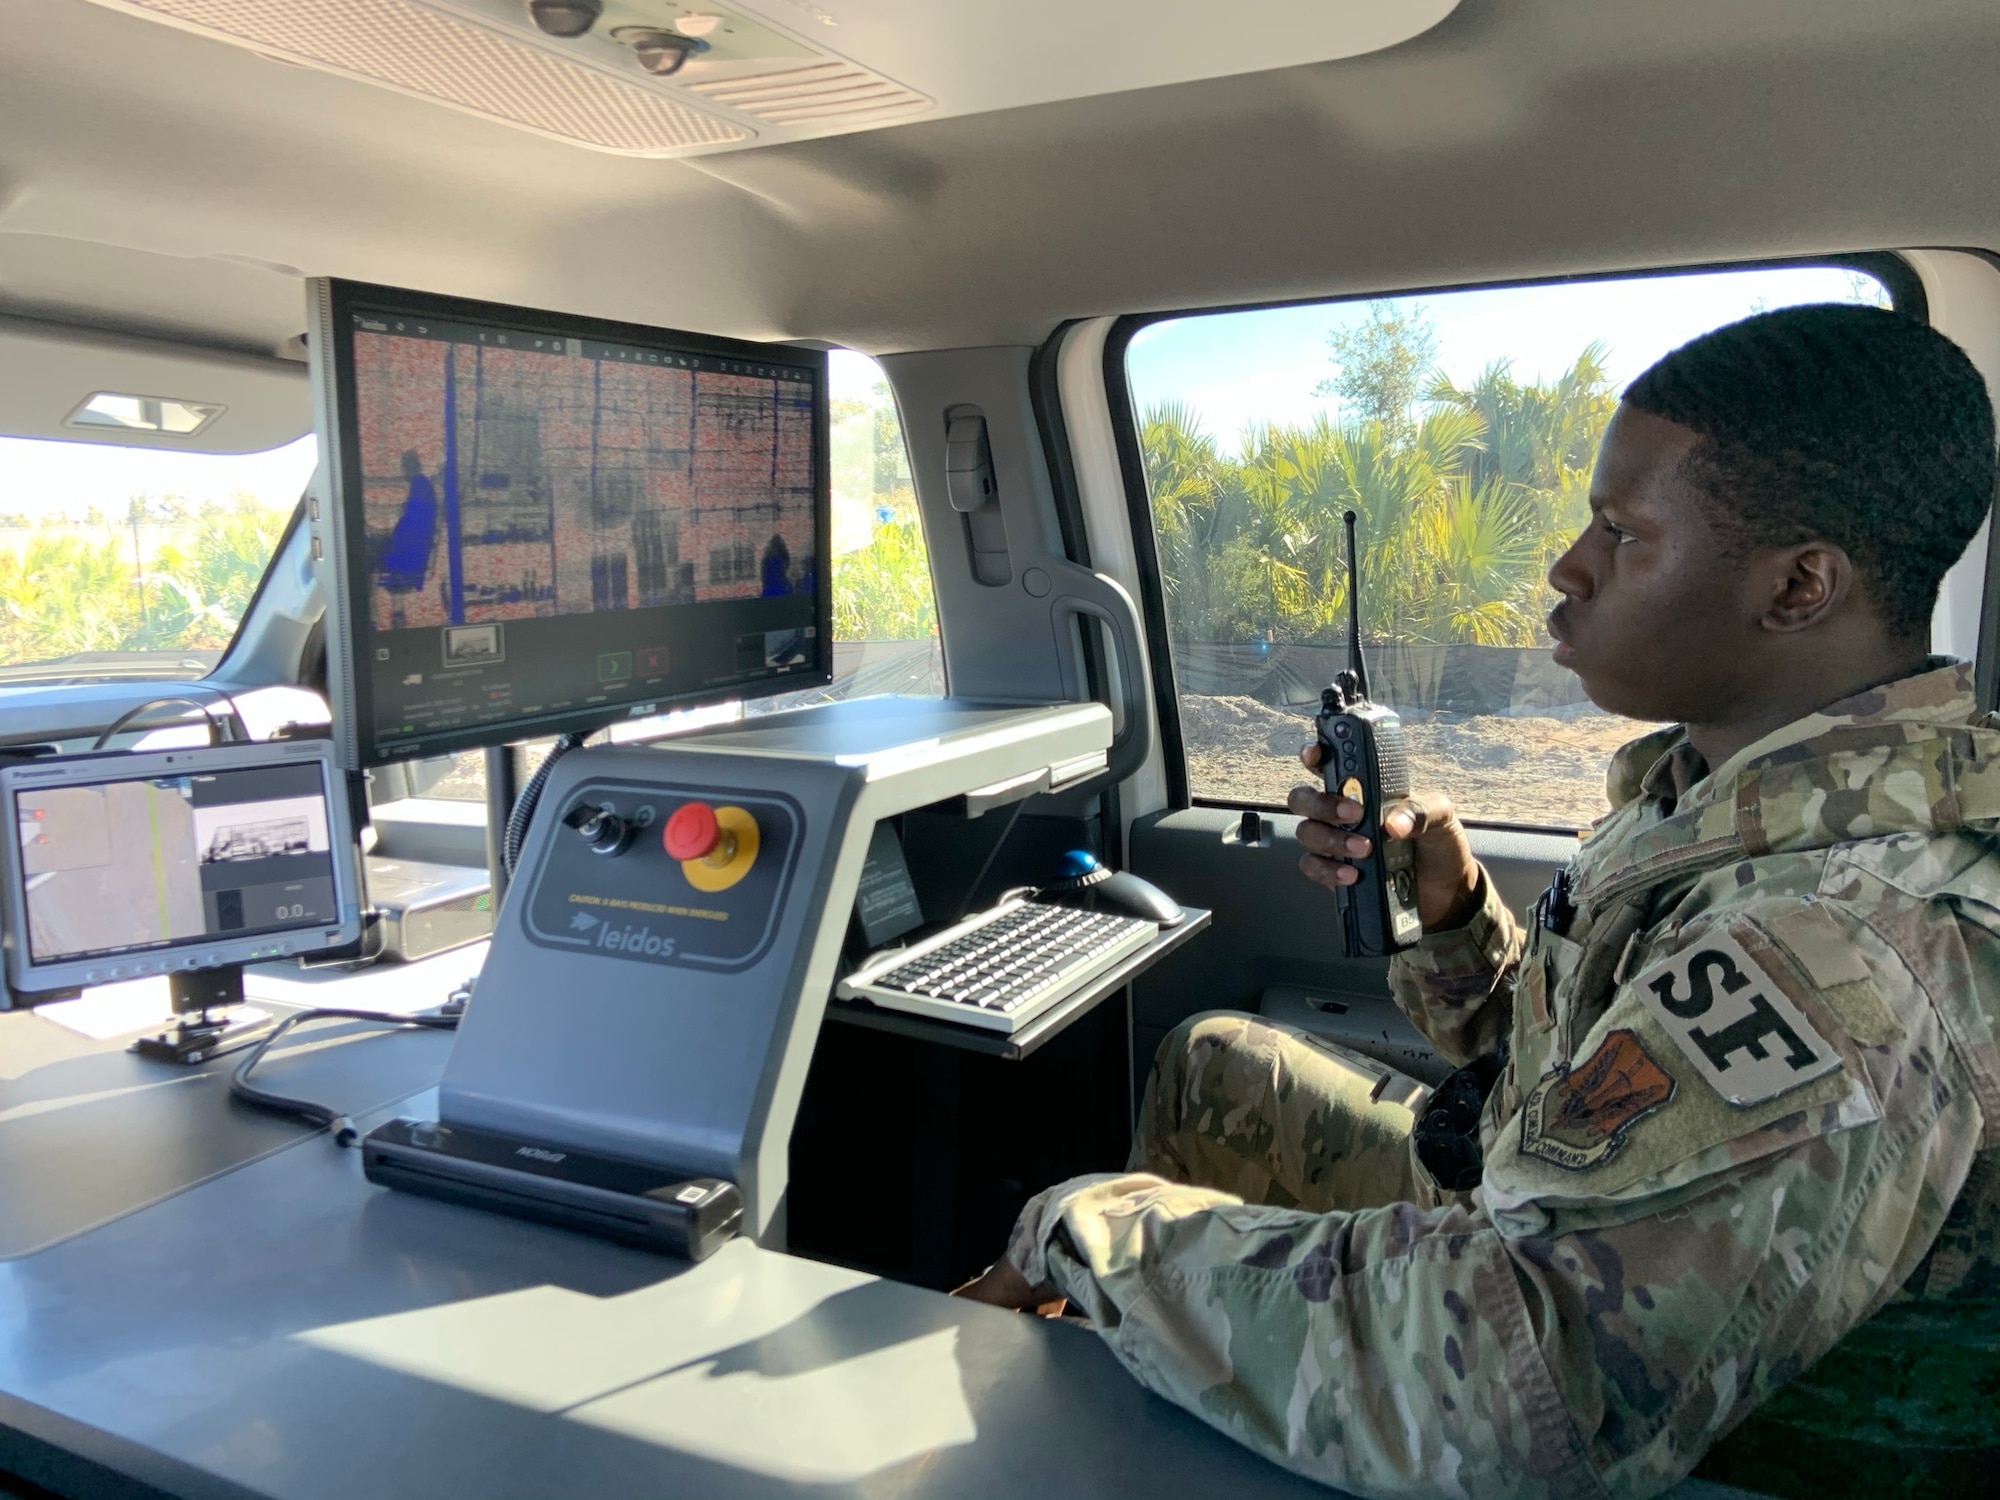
[1427,345,1617,574]
[832,518,936,642]
[828,371,935,643]
[1314,301,1441,438]
[0,500,291,667]
[1145,346,1617,648]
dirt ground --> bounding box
[1178,693,1647,828]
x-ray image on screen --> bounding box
[353,335,816,631]
[313,280,832,768]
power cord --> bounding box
[502,730,587,876]
[92,689,247,750]
[229,1003,463,1147]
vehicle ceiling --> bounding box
[4,0,1999,364]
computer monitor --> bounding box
[0,739,365,1004]
[306,279,832,769]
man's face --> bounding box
[1547,405,1758,723]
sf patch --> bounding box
[1521,1028,1676,1171]
[1632,925,1843,1107]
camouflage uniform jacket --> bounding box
[1005,661,2000,1499]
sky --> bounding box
[0,431,317,522]
[1125,265,1891,448]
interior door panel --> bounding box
[1127,807,1576,1084]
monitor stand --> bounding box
[131,966,277,1065]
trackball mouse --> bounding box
[1092,869,1186,927]
[1044,851,1185,927]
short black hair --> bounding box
[1624,302,1997,640]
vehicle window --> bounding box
[1124,266,1896,828]
[419,349,937,801]
[0,435,316,684]
[773,348,940,704]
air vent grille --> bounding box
[123,0,748,153]
[688,62,929,127]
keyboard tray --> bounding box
[828,906,1212,1060]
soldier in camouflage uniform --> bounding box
[960,305,2000,1497]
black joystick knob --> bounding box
[562,801,634,857]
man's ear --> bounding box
[1760,542,1851,633]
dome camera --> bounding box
[611,26,707,77]
[526,0,603,38]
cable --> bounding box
[230,1006,460,1147]
[502,730,587,876]
[93,695,223,750]
[91,689,247,750]
[204,685,252,744]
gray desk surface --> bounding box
[0,1006,456,1262]
[0,1065,1336,1500]
[0,995,1761,1500]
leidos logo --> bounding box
[597,922,677,959]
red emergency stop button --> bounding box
[664,801,721,861]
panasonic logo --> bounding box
[516,1146,567,1164]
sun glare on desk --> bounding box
[293,1245,978,1482]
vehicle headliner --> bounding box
[3,0,1997,363]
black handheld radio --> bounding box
[1315,511,1423,958]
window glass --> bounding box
[765,347,939,706]
[417,350,938,801]
[0,434,315,683]
[415,751,488,802]
[1126,267,1894,827]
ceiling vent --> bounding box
[685,61,928,127]
[82,2,1463,158]
[101,0,750,154]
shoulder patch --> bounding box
[1520,1028,1675,1171]
[1632,925,1843,1106]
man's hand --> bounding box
[952,1259,1060,1312]
[1289,743,1483,933]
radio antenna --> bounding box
[1343,509,1370,702]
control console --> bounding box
[363,698,1117,1251]
[528,782,802,972]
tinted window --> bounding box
[1126,266,1895,827]
[0,435,314,683]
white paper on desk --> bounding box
[34,979,177,1039]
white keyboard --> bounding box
[836,897,1160,1033]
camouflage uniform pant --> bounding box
[1128,1011,1447,1214]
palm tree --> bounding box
[0,505,291,665]
[1396,475,1545,645]
[1135,343,1618,653]
[1143,402,1276,639]
[0,532,144,660]
[1427,345,1616,566]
